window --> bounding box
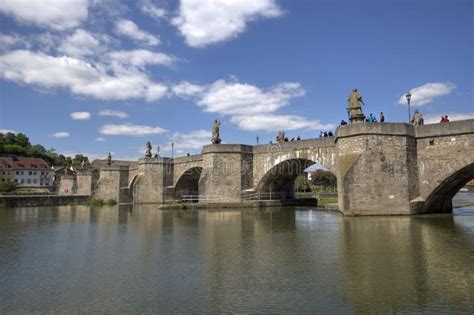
[16,171,19,175]
[21,179,24,184]
[21,171,24,175]
[29,171,32,176]
[33,172,37,175]
[27,179,31,184]
[33,179,37,184]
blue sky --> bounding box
[0,0,472,160]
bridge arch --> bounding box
[174,166,203,200]
[256,158,330,198]
[422,163,474,213]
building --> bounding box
[0,156,54,188]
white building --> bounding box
[0,156,54,188]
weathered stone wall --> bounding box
[172,154,203,186]
[58,175,77,195]
[76,171,99,196]
[252,138,336,189]
[94,165,130,203]
[133,158,172,204]
[199,144,253,202]
[0,195,90,208]
[335,123,418,215]
[415,120,474,212]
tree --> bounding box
[310,170,337,188]
[15,133,31,148]
[0,179,17,193]
[4,132,16,145]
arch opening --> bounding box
[423,163,474,213]
[174,167,203,201]
[256,158,321,199]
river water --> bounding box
[1,193,473,313]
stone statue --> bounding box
[81,159,85,171]
[276,131,285,143]
[347,89,366,123]
[411,109,424,126]
[211,120,221,144]
[107,152,112,166]
[145,141,152,158]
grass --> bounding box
[86,198,118,207]
[318,196,338,207]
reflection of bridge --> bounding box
[90,119,473,215]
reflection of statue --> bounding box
[211,120,221,144]
[347,89,366,123]
[276,131,285,143]
[411,109,424,126]
[107,153,112,166]
[145,141,152,158]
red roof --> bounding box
[0,156,51,171]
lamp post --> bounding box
[171,142,174,159]
[405,91,412,123]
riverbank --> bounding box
[0,195,90,208]
[160,198,319,210]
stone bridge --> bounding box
[92,119,474,215]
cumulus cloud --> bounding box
[0,0,89,30]
[99,123,168,136]
[58,29,101,57]
[197,80,305,115]
[52,132,70,138]
[398,82,456,106]
[70,111,91,120]
[171,81,206,98]
[230,114,335,132]
[139,0,166,21]
[158,129,210,154]
[0,50,168,102]
[0,33,28,50]
[115,19,159,46]
[172,0,283,47]
[98,109,128,119]
[106,49,175,68]
[423,112,474,124]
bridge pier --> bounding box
[335,123,420,215]
[132,158,173,204]
[199,144,253,203]
[95,165,131,203]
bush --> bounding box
[310,169,337,187]
[86,199,106,207]
[0,179,17,193]
[107,199,117,206]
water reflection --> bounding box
[0,205,473,313]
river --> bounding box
[0,192,473,313]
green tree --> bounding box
[310,170,337,188]
[0,179,17,193]
[15,133,31,148]
[4,132,16,145]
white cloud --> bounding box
[230,114,335,132]
[0,33,28,50]
[398,82,456,106]
[99,123,168,136]
[158,129,210,154]
[197,79,305,115]
[0,50,167,102]
[115,19,159,46]
[423,112,474,124]
[106,49,175,68]
[52,132,70,138]
[171,81,206,98]
[0,128,15,134]
[0,0,89,30]
[98,109,128,119]
[139,0,166,21]
[58,29,101,57]
[70,111,91,120]
[172,0,283,47]
[95,137,106,142]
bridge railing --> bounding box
[240,191,294,201]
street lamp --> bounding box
[405,91,412,123]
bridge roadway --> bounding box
[92,119,474,215]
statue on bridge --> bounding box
[276,131,285,143]
[145,141,152,158]
[211,120,221,144]
[106,152,112,166]
[411,109,424,126]
[347,89,366,123]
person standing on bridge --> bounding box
[380,112,385,122]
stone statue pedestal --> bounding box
[350,114,366,124]
[211,137,221,144]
